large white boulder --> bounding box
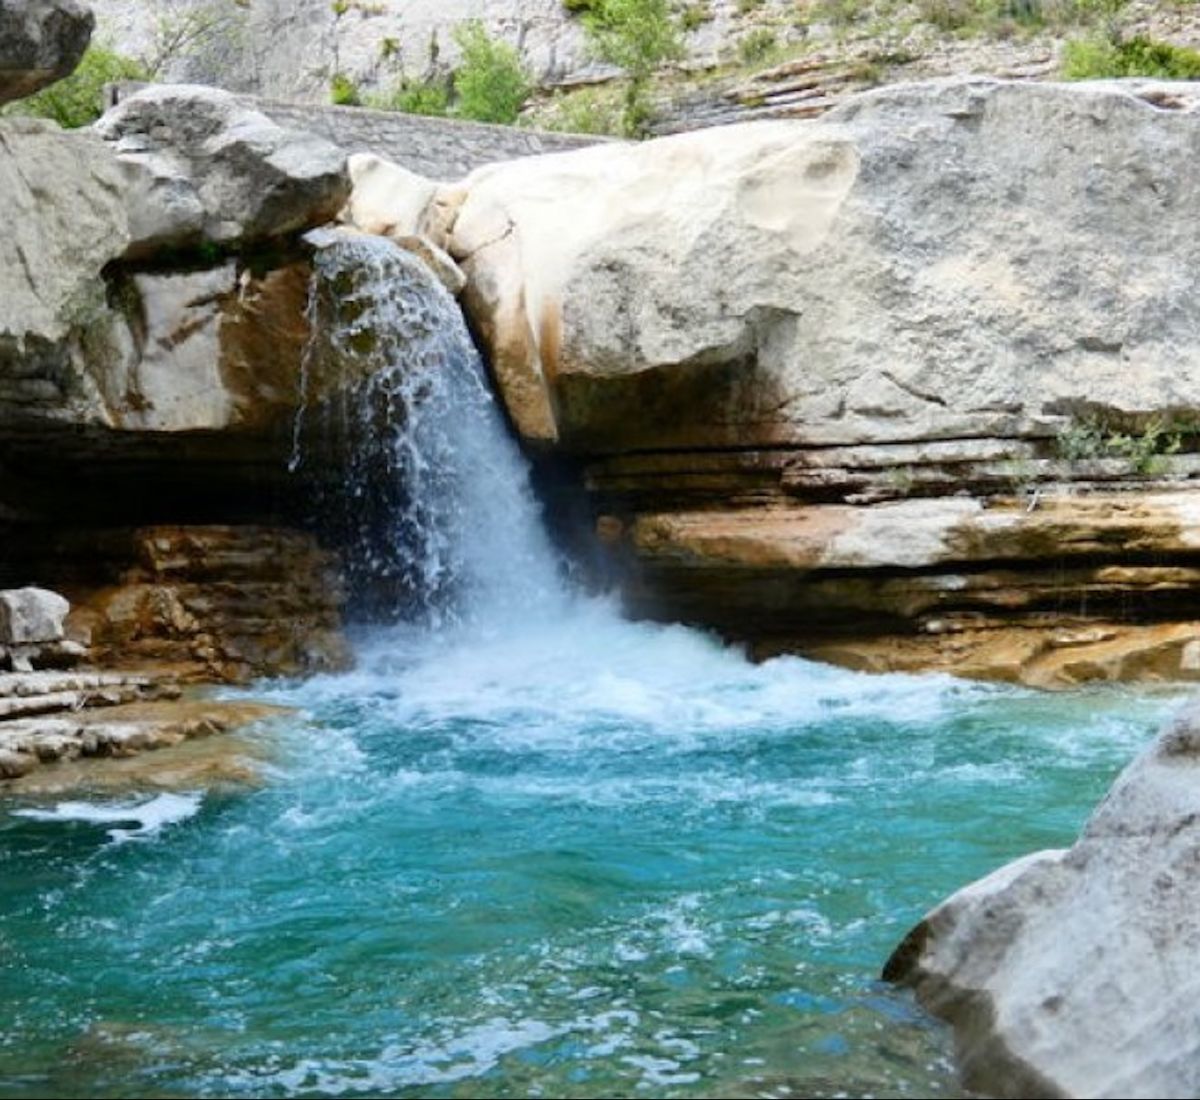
[439,79,1200,451]
[94,84,350,255]
[0,587,69,644]
[886,699,1200,1098]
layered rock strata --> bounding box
[348,78,1200,686]
[0,83,357,765]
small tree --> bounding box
[583,0,683,136]
[452,21,532,124]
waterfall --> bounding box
[293,233,567,627]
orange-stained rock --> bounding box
[67,526,350,684]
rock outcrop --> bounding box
[884,699,1200,1099]
[0,86,348,439]
[373,78,1200,686]
[0,586,76,671]
[0,85,357,742]
[94,84,350,256]
[0,0,93,106]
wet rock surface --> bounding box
[395,79,1200,684]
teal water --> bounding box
[0,601,1181,1099]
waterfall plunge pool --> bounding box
[0,609,1180,1098]
[0,237,1182,1098]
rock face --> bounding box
[0,89,348,440]
[418,79,1200,685]
[885,700,1200,1099]
[94,84,350,255]
[0,0,93,106]
[0,87,359,717]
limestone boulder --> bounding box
[0,587,69,644]
[94,84,350,255]
[447,79,1200,451]
[0,586,73,671]
[885,699,1200,1098]
[0,0,93,106]
[0,90,346,438]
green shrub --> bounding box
[539,86,625,134]
[1056,414,1189,475]
[813,0,866,26]
[584,0,684,135]
[738,27,778,64]
[452,20,532,124]
[563,0,601,11]
[1063,34,1200,78]
[679,2,711,31]
[367,77,450,116]
[330,72,360,105]
[6,45,147,128]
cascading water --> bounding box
[0,237,1185,1099]
[290,234,565,626]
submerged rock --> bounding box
[0,0,93,106]
[885,700,1200,1099]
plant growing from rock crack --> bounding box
[1056,414,1188,476]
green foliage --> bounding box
[584,0,684,135]
[679,2,712,31]
[563,0,601,11]
[738,27,779,64]
[813,0,867,27]
[330,72,361,105]
[451,20,532,123]
[1056,414,1191,475]
[5,45,147,128]
[585,0,685,79]
[737,0,764,12]
[1063,34,1200,78]
[537,86,625,134]
[367,78,451,116]
[914,0,1128,36]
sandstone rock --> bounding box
[0,0,93,106]
[0,698,286,783]
[94,84,350,255]
[885,700,1200,1098]
[74,525,351,683]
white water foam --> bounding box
[12,792,203,843]
[296,234,566,626]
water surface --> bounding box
[0,602,1179,1099]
